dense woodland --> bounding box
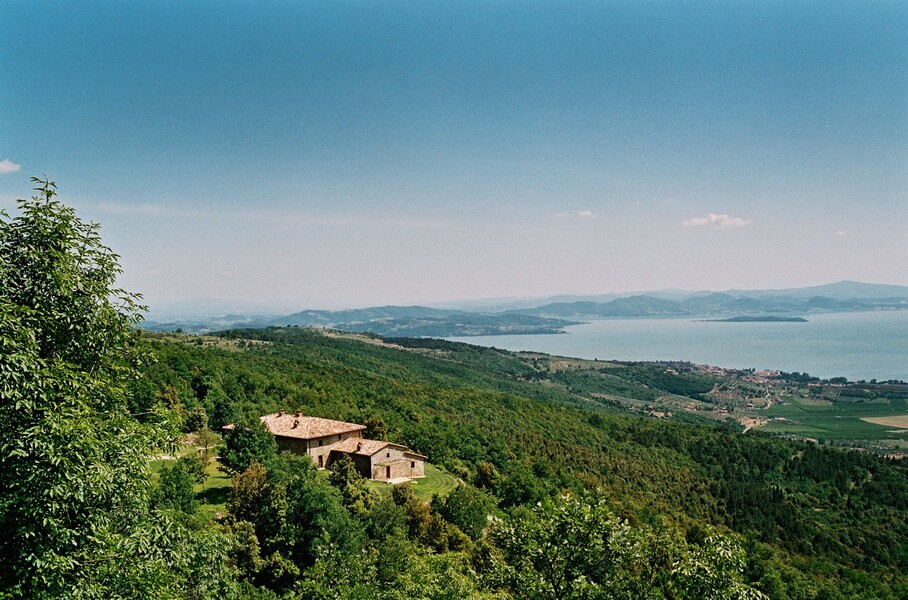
[129,328,908,599]
[3,181,907,599]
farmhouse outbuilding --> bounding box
[258,411,425,481]
[331,437,426,481]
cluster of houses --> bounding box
[255,411,426,482]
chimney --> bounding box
[357,442,362,451]
[295,410,302,417]
[292,419,299,429]
[277,410,284,417]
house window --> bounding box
[411,461,415,469]
[318,455,323,468]
[318,440,323,447]
[387,452,391,458]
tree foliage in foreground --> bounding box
[220,417,278,475]
[0,179,234,598]
[488,493,766,600]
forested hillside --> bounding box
[134,327,908,598]
[4,180,905,598]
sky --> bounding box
[1,1,906,310]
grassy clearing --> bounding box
[408,464,460,500]
[145,331,272,352]
[149,441,230,519]
[366,463,459,502]
[196,457,231,519]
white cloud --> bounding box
[681,213,752,229]
[0,159,21,174]
[834,230,848,237]
[554,210,596,220]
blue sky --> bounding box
[2,1,906,309]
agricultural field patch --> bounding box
[759,416,895,440]
[861,415,908,429]
[757,395,908,442]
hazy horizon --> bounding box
[3,2,906,308]
[144,279,908,317]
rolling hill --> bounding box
[140,281,908,335]
[135,327,908,598]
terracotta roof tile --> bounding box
[332,437,427,459]
[332,438,389,456]
[260,412,365,440]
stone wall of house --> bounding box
[404,453,425,477]
[275,436,307,456]
[307,431,361,469]
[370,446,424,481]
[273,430,424,481]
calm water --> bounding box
[449,311,908,382]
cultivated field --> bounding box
[861,415,908,429]
[757,395,908,443]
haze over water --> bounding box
[450,311,908,382]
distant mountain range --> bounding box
[140,281,908,336]
[716,280,908,300]
[513,291,907,321]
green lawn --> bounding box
[149,443,230,519]
[196,457,231,519]
[366,463,459,501]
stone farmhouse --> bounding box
[259,411,426,482]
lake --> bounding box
[448,311,908,382]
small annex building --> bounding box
[259,411,425,482]
[331,437,426,482]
